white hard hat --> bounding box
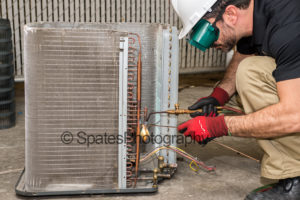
[172,0,218,39]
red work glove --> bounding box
[189,87,229,118]
[178,115,229,144]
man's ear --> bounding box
[223,5,238,26]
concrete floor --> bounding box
[0,76,271,200]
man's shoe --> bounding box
[245,177,300,200]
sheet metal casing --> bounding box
[22,22,179,194]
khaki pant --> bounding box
[232,56,300,179]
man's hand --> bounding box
[189,87,230,117]
[178,115,229,143]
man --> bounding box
[171,0,300,199]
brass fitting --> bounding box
[153,168,159,188]
[157,173,171,179]
[140,124,150,142]
[158,156,165,171]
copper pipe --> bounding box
[127,153,137,156]
[157,174,171,179]
[127,171,133,177]
[128,111,138,114]
[146,104,244,122]
[128,56,135,63]
[127,145,134,152]
[128,119,138,122]
[127,119,138,122]
[128,110,148,112]
[144,107,148,122]
[127,123,138,125]
[128,84,135,91]
[128,33,142,188]
[126,34,143,188]
[128,107,137,110]
[128,92,134,99]
[128,112,137,115]
[146,108,222,122]
[127,136,134,143]
[128,37,136,44]
[126,43,137,187]
[129,46,137,50]
[127,162,133,168]
[128,74,135,81]
[126,180,133,188]
[212,140,260,163]
[148,124,177,129]
[128,114,138,117]
[127,127,134,132]
[136,178,154,180]
[128,49,137,54]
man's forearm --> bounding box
[225,76,300,139]
[218,51,252,97]
[225,102,300,138]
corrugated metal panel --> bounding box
[24,24,125,191]
[2,0,226,80]
[21,22,179,193]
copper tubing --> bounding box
[128,110,147,113]
[127,171,133,177]
[148,124,177,129]
[127,136,134,143]
[127,162,133,168]
[127,153,137,157]
[128,74,135,81]
[143,107,148,122]
[136,177,154,180]
[127,123,138,125]
[128,105,137,108]
[128,83,135,90]
[127,127,134,133]
[146,105,244,122]
[128,33,142,188]
[126,34,141,188]
[127,144,134,152]
[127,180,133,188]
[128,56,136,63]
[157,174,172,179]
[127,118,138,121]
[126,162,133,177]
[126,33,145,187]
[129,46,137,51]
[212,140,260,163]
[128,92,134,99]
[129,37,136,44]
[128,114,138,117]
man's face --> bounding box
[206,18,237,52]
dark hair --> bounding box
[203,0,251,21]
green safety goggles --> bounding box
[188,19,220,51]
